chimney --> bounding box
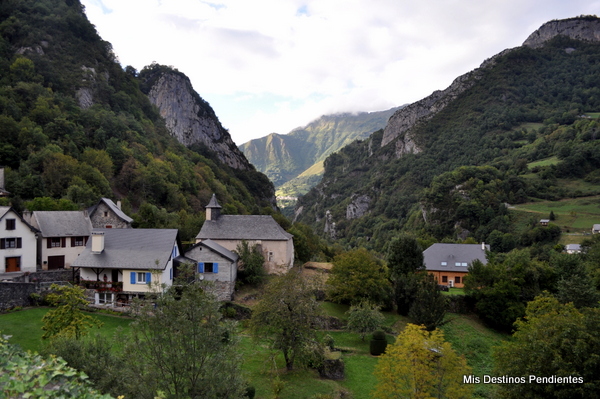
[0,167,4,190]
[116,200,122,210]
[482,242,486,251]
[91,232,105,254]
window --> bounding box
[204,262,214,273]
[441,261,447,266]
[0,237,21,249]
[137,272,146,283]
[455,262,468,267]
[441,276,448,283]
[97,292,114,305]
[455,262,461,266]
[71,236,85,247]
[455,276,461,284]
[198,262,219,273]
[6,219,15,230]
[461,262,467,267]
[130,272,151,285]
[48,237,65,248]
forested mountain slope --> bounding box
[240,108,400,192]
[0,0,275,241]
[295,16,600,251]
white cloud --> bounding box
[82,0,600,144]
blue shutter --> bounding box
[130,272,136,284]
[198,262,204,273]
[170,268,173,280]
[213,263,219,274]
[146,272,151,284]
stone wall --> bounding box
[12,269,78,284]
[0,282,36,310]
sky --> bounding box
[81,0,600,145]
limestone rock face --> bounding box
[346,194,371,220]
[523,17,600,48]
[147,72,252,170]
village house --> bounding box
[565,244,582,254]
[72,228,182,306]
[195,195,294,273]
[593,224,600,234]
[24,211,92,270]
[424,243,489,288]
[184,239,239,300]
[0,207,38,274]
[88,197,133,229]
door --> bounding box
[47,255,65,270]
[5,257,20,272]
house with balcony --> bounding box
[72,228,183,306]
[424,243,489,288]
[0,207,38,274]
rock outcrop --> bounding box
[147,71,252,170]
[523,16,600,48]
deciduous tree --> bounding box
[251,268,324,370]
[345,301,385,340]
[373,324,472,399]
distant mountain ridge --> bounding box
[240,107,401,192]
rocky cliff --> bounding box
[523,16,600,48]
[381,15,600,154]
[143,67,252,170]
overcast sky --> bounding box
[81,0,600,145]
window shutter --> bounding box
[61,237,66,248]
[47,239,51,249]
[0,239,5,250]
[71,237,75,247]
[130,272,136,284]
[146,272,151,284]
[198,262,204,273]
[213,263,219,274]
[16,238,21,248]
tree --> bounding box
[494,294,600,399]
[408,274,447,331]
[345,301,385,340]
[235,240,266,286]
[121,265,246,399]
[41,284,103,340]
[386,235,425,315]
[251,268,324,370]
[327,248,391,305]
[373,324,473,399]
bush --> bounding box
[370,330,388,356]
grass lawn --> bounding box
[527,156,560,169]
[1,304,506,399]
[0,307,133,353]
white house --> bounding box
[72,228,181,306]
[0,207,38,273]
[24,211,92,270]
[195,195,294,274]
[185,239,239,301]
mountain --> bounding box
[0,0,275,240]
[240,108,400,195]
[295,15,600,251]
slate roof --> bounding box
[32,211,92,237]
[72,228,178,270]
[89,198,133,223]
[424,243,489,273]
[196,215,293,241]
[186,239,239,262]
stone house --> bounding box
[88,198,133,229]
[72,228,182,306]
[24,211,92,270]
[184,239,239,301]
[195,195,294,273]
[424,243,489,288]
[0,207,38,273]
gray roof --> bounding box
[72,228,178,270]
[424,243,489,273]
[33,211,92,237]
[206,194,222,209]
[186,239,239,262]
[196,215,293,241]
[0,207,39,233]
[90,198,133,223]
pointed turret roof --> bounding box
[206,194,222,209]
